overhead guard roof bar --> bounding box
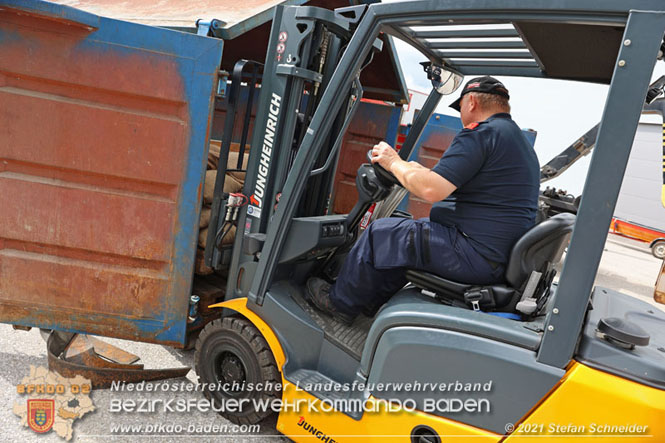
[393,21,545,74]
[436,51,534,59]
[416,28,520,38]
[452,60,540,67]
[427,40,526,49]
[372,1,639,80]
[393,23,542,75]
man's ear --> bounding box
[467,93,477,111]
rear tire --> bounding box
[652,240,665,259]
[194,317,280,425]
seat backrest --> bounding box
[505,213,576,289]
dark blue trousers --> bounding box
[329,217,505,316]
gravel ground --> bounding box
[0,328,288,443]
[1,233,662,442]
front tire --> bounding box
[195,317,280,425]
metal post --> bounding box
[204,61,243,268]
[205,60,261,269]
[247,9,379,305]
[537,10,665,368]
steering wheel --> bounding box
[367,149,401,187]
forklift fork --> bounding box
[45,331,189,389]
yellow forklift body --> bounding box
[212,298,665,442]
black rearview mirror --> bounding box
[421,62,463,95]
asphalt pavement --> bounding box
[594,234,664,308]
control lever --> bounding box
[347,164,392,230]
[315,160,394,280]
[646,75,665,103]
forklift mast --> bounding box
[216,5,381,297]
[213,4,452,302]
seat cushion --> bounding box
[405,269,471,295]
[406,269,517,310]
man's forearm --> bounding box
[370,140,456,202]
[391,159,454,203]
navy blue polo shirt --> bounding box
[430,113,540,264]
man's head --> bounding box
[449,76,510,126]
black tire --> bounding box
[194,317,280,425]
[652,240,665,259]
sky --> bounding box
[389,28,665,196]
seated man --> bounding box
[306,76,540,324]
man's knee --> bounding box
[367,216,410,235]
[362,217,406,255]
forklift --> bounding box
[194,1,665,441]
[1,0,664,441]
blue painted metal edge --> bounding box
[163,36,224,344]
[384,105,402,147]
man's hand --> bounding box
[371,141,400,172]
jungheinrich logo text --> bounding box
[249,92,282,212]
[297,416,337,442]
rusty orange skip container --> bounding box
[0,1,223,346]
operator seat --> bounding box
[406,213,576,316]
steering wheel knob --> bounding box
[367,149,400,187]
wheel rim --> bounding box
[656,244,665,257]
[195,318,279,423]
[214,350,247,395]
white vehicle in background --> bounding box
[612,119,665,259]
[539,84,665,259]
